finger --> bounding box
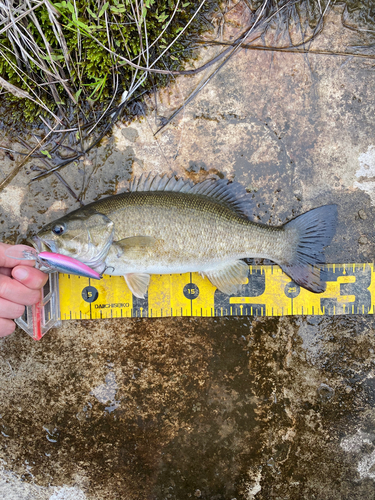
[0,267,12,277]
[0,243,37,269]
[0,298,25,319]
[12,266,48,290]
[0,318,16,337]
[0,274,41,306]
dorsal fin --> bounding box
[129,174,254,218]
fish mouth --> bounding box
[28,236,41,252]
[30,236,54,253]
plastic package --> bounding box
[15,272,61,340]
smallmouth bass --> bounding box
[35,175,338,297]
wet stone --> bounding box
[121,127,139,143]
[358,235,369,245]
[358,210,367,220]
[317,383,335,402]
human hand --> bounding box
[0,243,48,337]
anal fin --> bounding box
[124,273,150,299]
[203,260,249,295]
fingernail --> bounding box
[13,268,29,281]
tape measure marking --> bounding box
[58,263,375,319]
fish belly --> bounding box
[104,257,244,276]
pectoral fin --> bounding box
[202,260,249,295]
[124,273,150,298]
[114,236,158,259]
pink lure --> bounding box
[6,245,101,280]
[38,252,101,280]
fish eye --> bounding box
[52,223,66,236]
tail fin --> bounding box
[279,205,338,293]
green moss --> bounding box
[2,0,375,126]
[0,0,215,123]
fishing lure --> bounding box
[5,245,101,340]
[6,245,101,280]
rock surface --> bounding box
[0,1,375,498]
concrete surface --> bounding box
[0,1,375,498]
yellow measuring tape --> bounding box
[59,263,375,319]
